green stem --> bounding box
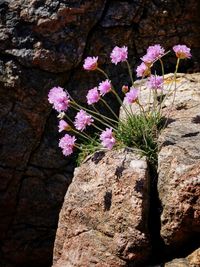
[71,103,117,130]
[71,128,94,142]
[136,100,148,121]
[96,67,109,79]
[92,123,104,131]
[125,60,134,85]
[100,99,119,121]
[64,113,74,125]
[70,99,116,124]
[92,104,118,124]
[158,59,165,114]
[164,58,180,127]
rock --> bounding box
[0,0,200,266]
[157,73,200,249]
[187,248,200,266]
[164,247,200,267]
[53,149,151,267]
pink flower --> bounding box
[100,128,116,150]
[58,120,70,132]
[173,44,191,59]
[98,79,112,96]
[48,86,69,112]
[59,134,76,156]
[110,46,128,65]
[83,56,98,70]
[124,87,139,104]
[147,75,164,90]
[141,44,165,64]
[136,62,150,77]
[142,44,165,64]
[86,87,100,105]
[74,109,94,131]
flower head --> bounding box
[136,62,150,77]
[173,44,191,59]
[141,44,165,64]
[124,87,139,104]
[122,85,129,94]
[83,56,98,71]
[147,75,164,90]
[86,87,100,105]
[58,120,71,132]
[110,46,128,65]
[59,134,76,156]
[98,79,112,96]
[74,109,94,131]
[48,86,69,112]
[100,128,116,149]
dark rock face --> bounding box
[0,0,200,267]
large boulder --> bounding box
[157,73,200,250]
[0,0,200,266]
[53,150,151,267]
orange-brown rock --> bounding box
[53,150,151,267]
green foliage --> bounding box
[77,112,163,166]
[116,112,163,165]
[77,136,101,166]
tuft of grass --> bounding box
[77,112,163,166]
[76,135,101,166]
[116,112,163,165]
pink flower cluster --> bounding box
[83,56,98,71]
[173,45,191,59]
[147,75,163,90]
[86,87,100,105]
[136,44,165,78]
[74,109,94,131]
[58,120,70,132]
[48,43,192,158]
[99,79,112,96]
[59,134,76,156]
[141,44,165,65]
[136,62,150,78]
[110,46,128,65]
[48,87,69,112]
[124,87,139,104]
[86,80,112,105]
[100,128,116,149]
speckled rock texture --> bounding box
[165,248,200,267]
[53,150,150,267]
[157,73,200,250]
[0,0,200,266]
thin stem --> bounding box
[171,58,180,107]
[158,59,165,114]
[92,104,118,124]
[71,128,94,142]
[111,89,133,119]
[70,100,116,124]
[164,58,180,128]
[136,100,148,121]
[64,113,74,125]
[96,67,109,79]
[125,60,134,85]
[71,102,117,130]
[101,99,119,121]
[92,123,104,131]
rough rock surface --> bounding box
[53,149,150,267]
[158,73,200,250]
[0,0,200,266]
[165,248,200,267]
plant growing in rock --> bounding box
[48,44,191,164]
